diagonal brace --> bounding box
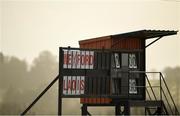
[145,36,163,48]
[21,75,59,115]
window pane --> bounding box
[114,53,120,68]
[129,53,137,68]
[121,53,128,67]
[111,54,115,68]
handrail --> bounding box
[160,73,179,115]
[130,71,179,115]
[161,101,169,115]
[146,88,152,100]
[161,86,173,114]
[145,74,157,100]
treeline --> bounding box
[0,51,58,115]
[0,52,180,115]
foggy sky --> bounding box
[0,0,180,71]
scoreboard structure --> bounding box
[21,30,179,115]
[58,30,178,115]
[59,47,145,99]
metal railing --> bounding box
[129,71,179,115]
[160,72,179,115]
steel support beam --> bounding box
[21,75,59,115]
[81,104,88,115]
[145,36,163,48]
[115,105,121,115]
[124,102,130,115]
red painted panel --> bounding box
[79,35,143,104]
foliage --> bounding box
[0,51,179,115]
[0,51,58,115]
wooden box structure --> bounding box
[21,30,179,115]
[79,30,177,104]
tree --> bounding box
[26,51,58,114]
[0,52,3,63]
[163,67,180,109]
[0,55,28,89]
[0,54,29,114]
[0,52,3,80]
[28,51,58,89]
[0,51,58,115]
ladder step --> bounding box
[129,100,162,107]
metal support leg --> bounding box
[21,75,59,115]
[82,104,88,115]
[154,107,162,115]
[145,107,147,115]
[58,77,62,115]
[115,105,121,115]
[124,102,130,115]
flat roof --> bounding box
[113,29,178,39]
[79,29,178,44]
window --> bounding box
[121,53,128,67]
[111,54,115,68]
[114,53,120,68]
[111,53,121,69]
[112,52,138,69]
[129,53,137,69]
[129,78,137,94]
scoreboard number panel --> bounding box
[63,49,94,69]
[63,76,85,95]
[60,47,142,98]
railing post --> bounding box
[160,73,162,101]
[160,72,163,114]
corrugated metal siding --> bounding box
[112,38,142,49]
[79,35,143,104]
[80,41,111,49]
[79,36,112,104]
[79,36,112,49]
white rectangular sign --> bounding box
[129,79,137,94]
[63,50,94,69]
[63,76,85,95]
[114,53,120,68]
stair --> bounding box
[145,101,169,115]
[144,72,179,115]
[128,100,169,115]
[128,71,179,115]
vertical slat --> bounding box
[102,52,106,69]
[97,52,101,69]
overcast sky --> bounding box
[0,0,180,71]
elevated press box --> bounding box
[79,30,177,104]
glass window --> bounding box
[129,53,137,69]
[121,53,128,67]
[114,53,120,68]
[111,54,115,68]
[129,78,137,94]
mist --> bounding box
[0,0,180,115]
[0,51,180,115]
